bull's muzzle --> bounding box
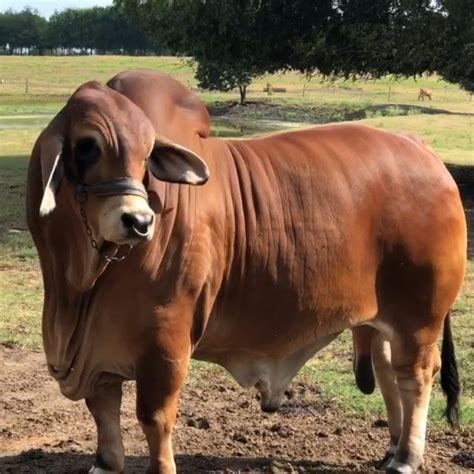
[77,177,156,245]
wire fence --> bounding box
[0,77,472,106]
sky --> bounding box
[0,0,113,18]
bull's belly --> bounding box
[193,331,341,411]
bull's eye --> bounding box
[74,137,101,165]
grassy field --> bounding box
[0,55,472,428]
[1,55,472,113]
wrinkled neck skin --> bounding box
[43,185,107,291]
[33,182,109,371]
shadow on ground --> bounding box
[354,103,474,118]
[447,163,474,259]
[0,450,381,473]
[207,100,473,125]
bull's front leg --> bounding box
[86,382,124,473]
[135,319,191,474]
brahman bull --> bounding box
[26,69,465,474]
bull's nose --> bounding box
[121,212,154,238]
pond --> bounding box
[0,114,306,137]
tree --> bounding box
[118,0,450,100]
[46,6,156,54]
[0,8,47,54]
[195,61,257,105]
[47,9,86,51]
[435,0,474,92]
[286,1,446,79]
[117,0,474,94]
[118,0,285,104]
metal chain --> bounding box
[104,244,132,262]
[78,195,100,251]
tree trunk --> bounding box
[239,85,247,105]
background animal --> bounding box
[418,87,433,100]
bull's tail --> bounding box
[440,312,461,428]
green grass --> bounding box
[0,239,42,349]
[1,55,471,166]
[362,114,473,165]
[0,153,42,349]
[0,55,473,426]
[1,55,472,115]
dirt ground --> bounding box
[1,165,474,473]
[0,347,473,474]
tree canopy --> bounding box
[118,0,474,97]
[435,0,474,92]
[1,1,471,94]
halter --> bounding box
[75,177,149,263]
[75,177,148,201]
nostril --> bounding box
[121,212,154,237]
[121,213,136,230]
[134,219,149,235]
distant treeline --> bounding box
[0,7,165,55]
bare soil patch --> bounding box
[1,348,472,473]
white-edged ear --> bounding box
[149,136,209,185]
[39,151,63,216]
[38,112,66,217]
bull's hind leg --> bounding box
[86,383,124,473]
[385,335,441,473]
[371,333,402,464]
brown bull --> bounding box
[26,70,466,474]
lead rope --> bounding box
[77,193,132,263]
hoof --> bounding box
[261,403,279,413]
[385,457,419,473]
[145,461,177,474]
[377,450,395,470]
[88,466,122,474]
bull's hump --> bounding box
[107,69,211,142]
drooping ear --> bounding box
[148,136,209,185]
[39,113,67,216]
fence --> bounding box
[1,77,471,106]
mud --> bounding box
[0,348,472,473]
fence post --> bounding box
[25,78,29,94]
[302,83,306,97]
